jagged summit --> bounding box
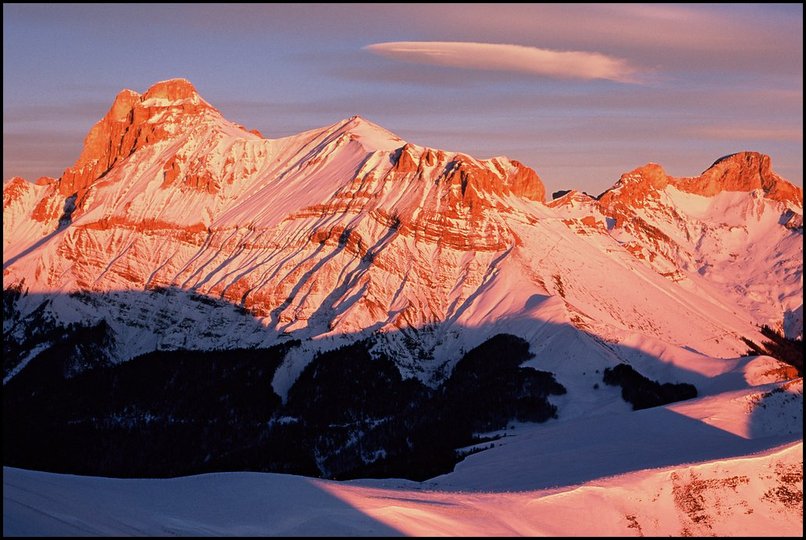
[56,79,224,198]
[597,151,801,209]
[686,151,802,205]
[108,78,212,119]
[43,79,548,232]
[109,78,206,105]
[620,162,669,189]
[4,78,553,266]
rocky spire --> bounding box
[57,79,215,197]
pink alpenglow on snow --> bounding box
[2,77,802,537]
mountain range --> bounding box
[3,79,802,535]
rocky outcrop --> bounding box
[599,153,802,210]
[392,144,544,204]
[58,79,215,198]
[676,152,802,206]
[505,160,545,202]
[3,177,33,208]
[392,143,418,173]
[598,163,669,212]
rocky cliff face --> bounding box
[59,79,215,196]
[681,152,802,205]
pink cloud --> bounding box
[365,42,641,83]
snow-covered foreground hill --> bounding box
[5,375,802,536]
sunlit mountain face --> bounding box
[3,79,802,536]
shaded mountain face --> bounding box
[2,79,803,478]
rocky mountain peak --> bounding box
[55,80,219,198]
[674,151,802,206]
[621,163,670,189]
[596,162,670,210]
[598,152,802,210]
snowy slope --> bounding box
[556,156,804,339]
[5,374,801,537]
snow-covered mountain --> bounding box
[551,153,802,340]
[4,79,801,385]
[2,80,803,533]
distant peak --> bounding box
[685,151,801,205]
[641,161,663,170]
[34,176,57,186]
[595,161,671,208]
[340,114,389,132]
[115,88,140,99]
[598,152,802,208]
[630,162,667,177]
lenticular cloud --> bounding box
[364,41,640,83]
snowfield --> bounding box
[4,376,802,536]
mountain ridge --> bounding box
[3,78,802,388]
[7,79,800,234]
[595,151,801,210]
[3,79,802,524]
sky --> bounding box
[2,3,803,196]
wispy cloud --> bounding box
[364,41,641,83]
